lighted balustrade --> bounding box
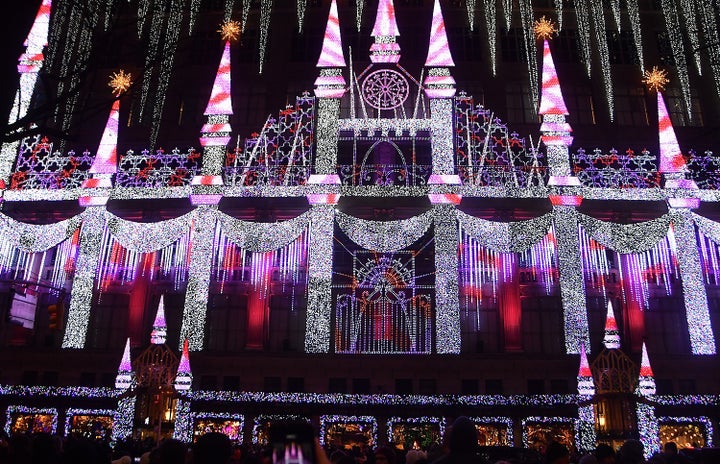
[337,163,431,187]
[222,165,313,187]
[10,136,92,190]
[571,148,661,189]
[458,165,549,188]
[115,148,200,188]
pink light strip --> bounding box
[539,40,569,115]
[657,91,686,173]
[90,99,119,174]
[317,0,346,68]
[425,0,455,67]
[204,41,233,116]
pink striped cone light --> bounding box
[89,99,119,174]
[204,42,233,116]
[425,0,455,67]
[18,0,51,71]
[657,91,686,174]
[603,301,621,349]
[539,40,568,115]
[175,339,193,391]
[370,0,401,63]
[317,0,346,68]
[371,0,400,38]
[637,342,656,396]
[114,338,133,389]
[577,343,595,396]
[150,295,167,345]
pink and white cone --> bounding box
[637,341,656,396]
[89,99,119,174]
[18,0,51,72]
[577,342,595,396]
[317,0,346,68]
[539,40,569,116]
[204,42,233,116]
[314,0,347,98]
[115,338,134,390]
[370,0,401,63]
[150,295,167,345]
[175,339,193,391]
[657,91,686,175]
[603,301,621,349]
[425,0,455,68]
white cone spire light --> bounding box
[151,295,167,345]
[175,339,193,391]
[423,0,456,98]
[203,42,234,117]
[637,342,656,396]
[314,0,347,99]
[577,342,595,396]
[370,0,401,63]
[603,301,621,349]
[657,91,689,182]
[115,338,134,390]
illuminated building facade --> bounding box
[0,0,718,455]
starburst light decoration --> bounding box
[534,16,556,40]
[643,66,670,93]
[108,70,132,96]
[218,20,242,42]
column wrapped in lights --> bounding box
[635,342,659,459]
[180,207,218,351]
[62,207,105,349]
[576,343,596,452]
[553,204,590,354]
[670,210,716,355]
[433,205,460,354]
[304,205,335,353]
[112,396,136,443]
[314,0,346,176]
[173,399,192,442]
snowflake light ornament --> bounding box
[108,70,132,96]
[643,66,670,92]
[534,16,556,40]
[219,20,242,42]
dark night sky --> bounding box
[1,0,43,132]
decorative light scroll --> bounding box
[457,210,553,253]
[685,150,720,190]
[455,94,546,188]
[335,252,433,354]
[335,210,433,253]
[225,94,315,187]
[577,213,672,254]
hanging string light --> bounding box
[589,0,614,121]
[574,0,592,77]
[661,0,692,121]
[518,0,538,112]
[259,0,273,73]
[483,0,497,76]
[553,0,562,30]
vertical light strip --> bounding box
[589,0,614,121]
[698,0,720,97]
[483,0,497,76]
[678,0,702,75]
[173,399,193,441]
[62,207,105,349]
[466,0,475,31]
[661,0,693,121]
[625,0,645,73]
[671,210,716,354]
[305,205,335,353]
[554,0,563,30]
[434,205,460,354]
[553,206,590,354]
[259,0,273,73]
[180,207,218,351]
[518,0,538,113]
[574,0,592,77]
[501,0,512,31]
